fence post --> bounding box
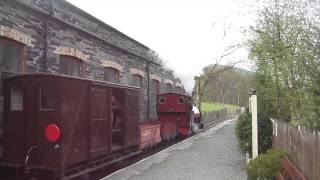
[250,90,258,159]
[249,96,252,113]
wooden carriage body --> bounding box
[0,74,140,179]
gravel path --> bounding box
[103,117,247,180]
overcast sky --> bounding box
[66,0,258,92]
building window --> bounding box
[150,79,160,120]
[151,79,160,95]
[165,83,172,92]
[176,86,182,93]
[0,38,24,131]
[60,56,83,77]
[132,74,144,121]
[132,74,143,88]
[104,67,119,83]
[0,38,24,73]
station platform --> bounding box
[102,117,247,180]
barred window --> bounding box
[132,74,144,120]
[166,83,172,92]
[104,67,119,83]
[176,86,182,93]
[60,56,83,77]
[132,74,143,88]
[40,85,56,110]
[151,79,160,95]
[0,38,23,72]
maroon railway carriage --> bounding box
[0,74,140,180]
[157,93,193,140]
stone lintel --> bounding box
[52,45,90,62]
[164,79,173,85]
[129,68,145,77]
[0,25,34,47]
[150,74,161,82]
[101,60,123,72]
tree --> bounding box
[201,67,255,106]
[194,54,239,112]
[248,0,320,130]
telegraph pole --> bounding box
[193,76,200,106]
[249,89,258,159]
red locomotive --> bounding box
[0,74,141,180]
[157,93,193,140]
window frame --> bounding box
[59,55,84,77]
[10,86,23,111]
[0,37,26,73]
[39,85,56,111]
[176,86,182,93]
[132,74,143,88]
[165,83,172,93]
[104,67,119,83]
[151,79,160,95]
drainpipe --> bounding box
[146,62,150,121]
[43,0,54,72]
[43,17,48,72]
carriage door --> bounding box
[124,90,139,149]
[2,83,25,164]
[89,86,111,158]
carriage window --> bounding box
[40,85,56,110]
[0,39,23,72]
[60,56,82,77]
[104,67,119,83]
[11,87,23,111]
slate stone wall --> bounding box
[0,0,185,125]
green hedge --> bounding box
[247,149,286,180]
[235,113,252,155]
[235,112,273,156]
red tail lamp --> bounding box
[178,128,189,136]
[45,124,61,142]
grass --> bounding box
[201,102,239,113]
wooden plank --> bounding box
[272,120,319,180]
[282,157,306,180]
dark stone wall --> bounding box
[13,0,151,61]
[0,0,46,73]
[0,0,185,126]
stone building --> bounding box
[0,0,185,136]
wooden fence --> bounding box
[271,119,320,180]
[202,108,228,126]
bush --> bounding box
[247,149,286,180]
[236,113,252,155]
[235,112,273,156]
[257,114,273,154]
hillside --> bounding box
[200,65,256,107]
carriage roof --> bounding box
[3,73,140,90]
